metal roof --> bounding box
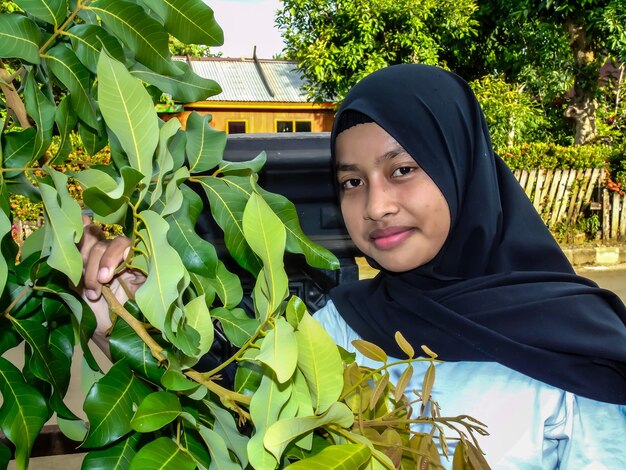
[177,57,311,102]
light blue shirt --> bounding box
[314,300,626,469]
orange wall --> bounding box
[169,103,335,133]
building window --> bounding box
[227,121,247,134]
[276,120,312,133]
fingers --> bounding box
[82,233,131,300]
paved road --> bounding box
[577,265,626,303]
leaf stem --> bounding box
[1,286,32,317]
[39,0,90,54]
[101,286,251,407]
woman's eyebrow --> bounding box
[336,146,407,172]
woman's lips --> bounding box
[370,227,415,250]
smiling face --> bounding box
[335,122,451,272]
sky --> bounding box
[208,0,285,59]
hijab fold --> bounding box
[330,64,626,404]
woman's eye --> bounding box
[392,166,415,177]
[341,178,362,190]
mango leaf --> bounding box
[0,357,48,470]
[44,44,99,130]
[67,23,125,74]
[421,363,436,404]
[198,425,242,470]
[23,70,55,159]
[130,391,181,433]
[205,401,249,467]
[57,416,88,442]
[256,317,298,384]
[234,352,263,395]
[14,0,68,28]
[97,51,158,185]
[0,209,9,293]
[206,260,243,309]
[247,374,293,470]
[2,128,37,178]
[295,312,343,414]
[453,441,491,470]
[258,188,339,270]
[352,340,388,363]
[137,0,223,46]
[290,368,314,450]
[160,352,199,392]
[218,151,266,176]
[82,432,143,469]
[197,176,261,274]
[159,166,189,217]
[243,192,288,316]
[83,360,153,448]
[184,295,214,359]
[90,0,182,77]
[78,120,108,156]
[285,444,371,470]
[163,303,201,359]
[0,443,10,469]
[167,185,218,277]
[394,331,415,359]
[39,167,83,285]
[286,295,307,329]
[180,430,210,469]
[131,60,221,102]
[149,118,180,208]
[185,112,226,174]
[211,307,259,348]
[265,402,354,462]
[0,14,41,64]
[110,316,164,384]
[134,210,185,332]
[52,96,78,164]
[129,437,195,470]
[394,364,414,402]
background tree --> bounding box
[275,0,478,102]
[451,0,626,145]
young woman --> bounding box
[315,64,626,467]
[80,64,626,468]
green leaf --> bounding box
[134,210,185,332]
[57,417,88,442]
[131,391,181,433]
[0,357,48,470]
[110,314,164,384]
[197,176,261,274]
[78,120,108,156]
[256,317,298,384]
[286,295,307,329]
[265,402,354,461]
[234,351,262,396]
[14,0,68,28]
[247,374,292,470]
[284,444,371,470]
[218,151,267,176]
[97,51,158,184]
[180,430,210,469]
[24,70,55,159]
[2,128,37,178]
[185,112,226,174]
[82,432,142,470]
[67,23,125,74]
[44,44,99,130]
[83,360,153,448]
[295,312,343,414]
[206,260,243,309]
[258,188,339,270]
[211,307,259,348]
[0,14,41,64]
[149,118,181,209]
[166,185,218,277]
[131,60,221,102]
[0,209,9,293]
[90,0,182,76]
[39,167,83,285]
[0,442,10,469]
[205,401,249,467]
[198,425,242,470]
[184,295,214,359]
[129,437,195,470]
[243,192,288,317]
[137,0,223,46]
[52,96,78,164]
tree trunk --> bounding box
[563,19,599,145]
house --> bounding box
[166,53,335,134]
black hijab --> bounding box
[330,64,626,405]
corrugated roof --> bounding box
[176,57,310,102]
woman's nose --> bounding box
[365,182,397,220]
